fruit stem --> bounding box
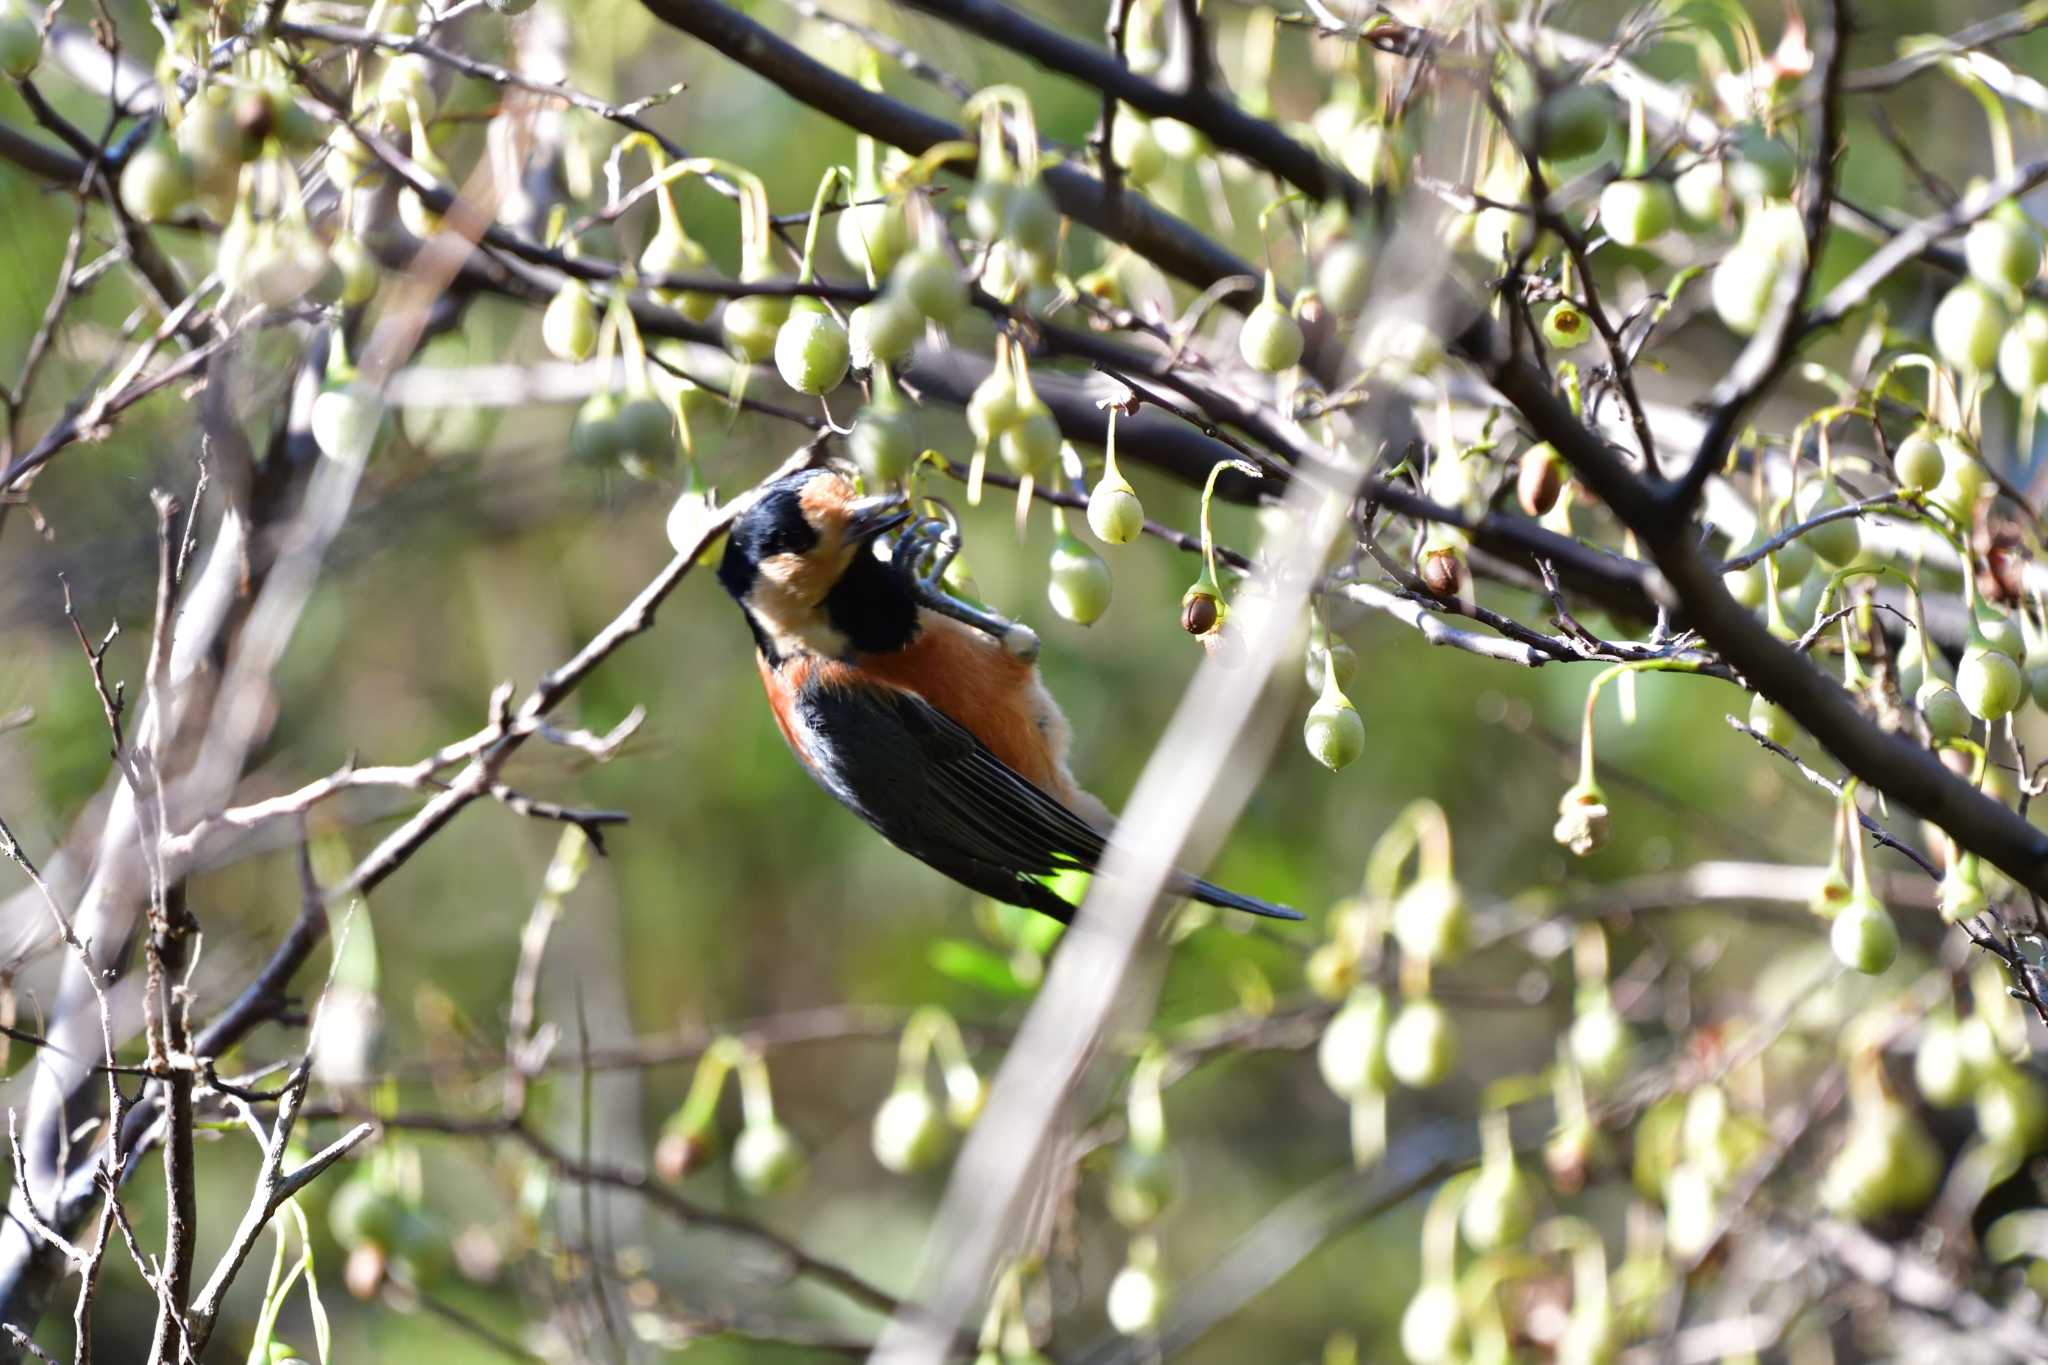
[673,1036,742,1137]
[1942,54,2016,180]
[1348,1090,1385,1167]
[1622,88,1649,179]
[735,1047,778,1127]
[1127,1044,1169,1155]
[796,164,848,286]
[1419,1169,1474,1287]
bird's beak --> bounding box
[844,493,911,543]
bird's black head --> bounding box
[719,469,917,660]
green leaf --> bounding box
[928,939,1035,997]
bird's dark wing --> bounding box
[785,678,1298,921]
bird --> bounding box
[715,466,1300,924]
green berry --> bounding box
[0,1,40,77]
[542,279,599,362]
[1391,875,1467,963]
[1529,86,1615,162]
[774,301,850,395]
[1830,895,1898,975]
[119,136,195,223]
[1726,126,1796,201]
[871,1088,950,1174]
[1793,475,1862,566]
[1600,178,1676,246]
[1893,426,1946,492]
[893,245,966,325]
[1999,303,2048,399]
[1087,473,1144,544]
[1674,159,1729,226]
[997,402,1060,477]
[1303,679,1364,771]
[849,292,921,369]
[1933,281,2009,374]
[731,1121,806,1196]
[641,227,716,322]
[1317,988,1392,1100]
[570,390,624,465]
[1240,282,1305,373]
[1965,214,2043,294]
[1385,998,1456,1089]
[1047,531,1112,626]
[1918,678,1972,741]
[1958,644,2023,721]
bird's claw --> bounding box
[887,511,1041,662]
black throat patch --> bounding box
[823,542,919,655]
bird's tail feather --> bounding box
[1182,876,1302,921]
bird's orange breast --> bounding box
[759,612,1077,801]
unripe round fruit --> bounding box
[1601,178,1676,246]
[964,175,1010,243]
[775,303,850,395]
[1459,1153,1535,1251]
[1112,114,1166,185]
[1004,180,1061,261]
[1664,1161,1718,1258]
[331,233,380,308]
[1933,435,1986,522]
[850,400,918,485]
[1316,236,1373,314]
[570,391,624,465]
[965,366,1021,447]
[1821,1102,1941,1221]
[1530,86,1615,162]
[1471,202,1533,264]
[732,1122,806,1196]
[1316,989,1392,1100]
[871,1088,950,1174]
[1999,303,2048,398]
[1893,426,1946,492]
[1399,1283,1465,1365]
[1106,1143,1176,1227]
[120,138,195,223]
[1793,476,1862,566]
[1918,678,1972,741]
[1915,1016,1979,1108]
[1771,533,1814,587]
[1303,686,1363,771]
[1675,160,1728,225]
[722,296,785,363]
[1727,127,1796,200]
[1105,1257,1167,1336]
[997,403,1060,477]
[0,1,40,77]
[1048,534,1112,626]
[329,1176,404,1250]
[1240,297,1305,373]
[312,386,385,464]
[849,293,921,370]
[1830,895,1898,975]
[1341,119,1403,187]
[1391,875,1467,963]
[1749,694,1797,746]
[893,245,966,325]
[1965,215,2043,294]
[379,54,439,125]
[1711,244,1780,336]
[1569,997,1632,1086]
[1976,1066,2048,1155]
[542,280,599,362]
[1385,998,1456,1089]
[1087,476,1144,545]
[1933,280,2008,374]
[1958,644,2023,721]
[640,228,716,322]
[1722,539,1766,608]
[837,195,908,277]
[324,130,378,193]
[614,395,678,477]
[179,89,247,202]
[1976,610,2024,661]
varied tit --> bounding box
[716,467,1298,923]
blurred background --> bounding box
[1,0,2045,1360]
